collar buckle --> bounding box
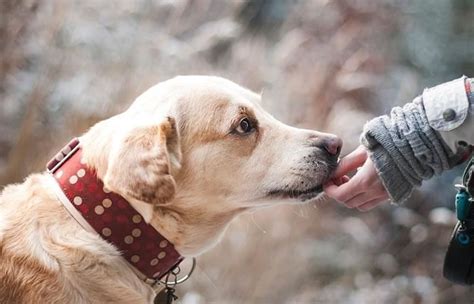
[46,138,81,174]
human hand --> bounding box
[323,145,389,211]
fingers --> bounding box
[333,175,350,186]
[325,159,377,202]
[332,145,368,178]
[357,197,388,212]
[323,173,365,202]
[324,152,390,212]
[344,190,388,209]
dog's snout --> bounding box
[308,134,342,158]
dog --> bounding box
[0,76,341,303]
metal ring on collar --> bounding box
[159,257,196,286]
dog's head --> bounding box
[81,76,341,255]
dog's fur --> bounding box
[0,76,340,303]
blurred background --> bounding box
[1,0,474,303]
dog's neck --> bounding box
[148,197,249,256]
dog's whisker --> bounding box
[296,204,309,219]
[312,193,329,207]
[250,212,267,234]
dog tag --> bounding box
[154,287,178,304]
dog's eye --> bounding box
[236,118,254,134]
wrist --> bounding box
[366,147,413,204]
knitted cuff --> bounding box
[361,97,455,204]
[361,117,418,203]
[366,142,414,203]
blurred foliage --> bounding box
[1,0,473,303]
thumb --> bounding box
[333,145,368,178]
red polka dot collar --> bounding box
[46,138,183,284]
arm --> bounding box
[361,77,473,203]
[324,76,473,208]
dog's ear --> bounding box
[103,117,181,208]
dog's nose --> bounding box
[309,134,342,158]
[322,136,342,157]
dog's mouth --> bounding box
[266,158,338,202]
[267,184,323,201]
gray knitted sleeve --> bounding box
[360,96,457,203]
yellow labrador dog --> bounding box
[0,76,341,303]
